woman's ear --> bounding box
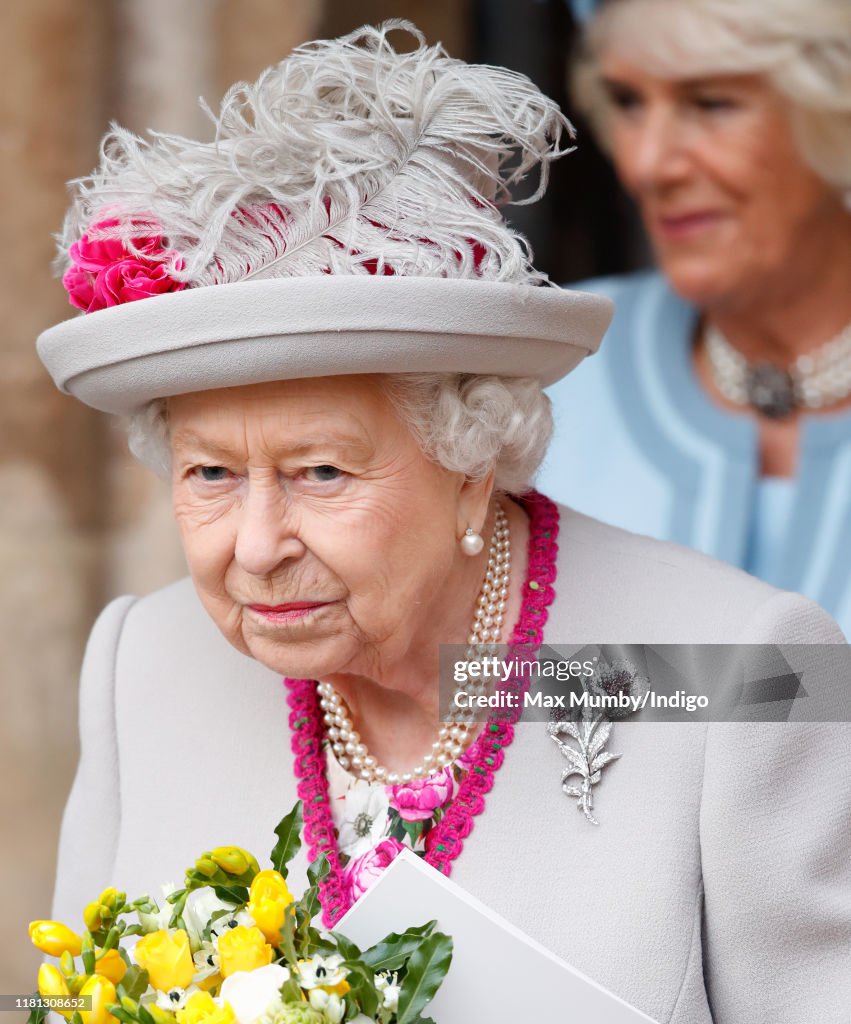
[455,469,496,541]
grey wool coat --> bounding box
[51,505,851,1024]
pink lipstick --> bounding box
[246,601,332,623]
[656,210,724,240]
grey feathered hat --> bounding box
[37,21,612,415]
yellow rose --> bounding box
[176,992,236,1024]
[134,929,194,992]
[38,964,74,1020]
[29,921,83,957]
[217,926,273,978]
[94,949,127,985]
[248,870,294,944]
[79,974,117,1024]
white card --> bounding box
[337,849,658,1023]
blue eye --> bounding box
[195,466,229,482]
[308,465,343,482]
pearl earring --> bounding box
[461,526,484,556]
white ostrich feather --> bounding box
[57,21,575,288]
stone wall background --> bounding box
[0,0,469,999]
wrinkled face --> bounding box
[599,55,842,308]
[169,376,473,680]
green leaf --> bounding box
[298,887,320,924]
[106,1009,136,1024]
[306,852,330,887]
[299,854,330,922]
[402,820,425,844]
[360,921,437,972]
[294,905,313,957]
[212,884,249,905]
[137,1005,155,1024]
[278,977,302,1002]
[270,802,303,878]
[388,817,409,843]
[278,904,299,967]
[340,963,379,1019]
[299,924,337,958]
[395,933,454,1024]
[331,931,361,962]
[117,965,150,1003]
[25,1002,48,1024]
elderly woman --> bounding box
[539,0,851,636]
[38,23,849,1024]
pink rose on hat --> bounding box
[343,837,404,902]
[388,767,454,822]
[63,217,185,313]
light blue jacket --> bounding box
[537,271,851,636]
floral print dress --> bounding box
[325,743,475,904]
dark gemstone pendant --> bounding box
[746,364,796,419]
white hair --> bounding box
[127,373,553,494]
[574,0,851,191]
[383,373,553,492]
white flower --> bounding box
[219,964,291,1024]
[209,908,256,943]
[308,989,345,1023]
[192,942,220,982]
[296,953,349,990]
[336,782,390,857]
[153,984,199,1011]
[187,890,255,947]
[375,971,400,1012]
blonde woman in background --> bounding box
[539,0,851,636]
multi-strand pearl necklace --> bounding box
[317,503,511,785]
[705,320,851,419]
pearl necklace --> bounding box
[317,503,511,785]
[705,320,851,419]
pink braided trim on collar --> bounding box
[285,490,560,926]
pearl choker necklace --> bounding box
[705,320,851,420]
[317,502,511,785]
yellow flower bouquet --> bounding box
[28,803,452,1024]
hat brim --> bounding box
[36,276,613,415]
